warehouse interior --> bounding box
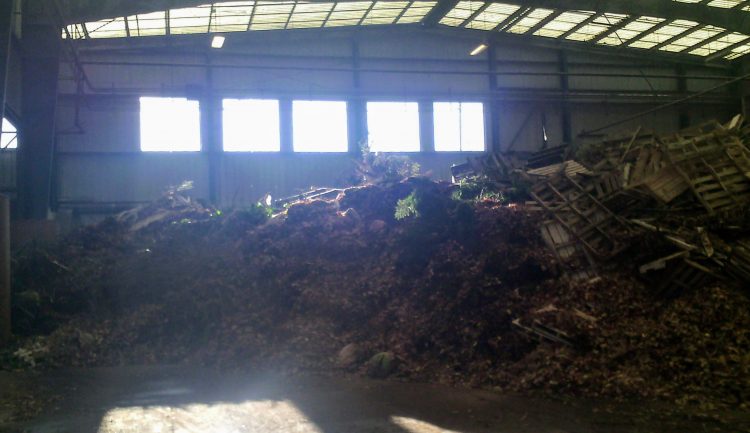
[1,0,750,432]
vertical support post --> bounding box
[558,50,572,145]
[737,61,749,119]
[676,65,691,129]
[279,99,293,154]
[0,194,9,345]
[204,59,222,205]
[0,0,13,127]
[348,37,366,155]
[487,44,501,153]
[19,0,60,219]
[419,100,434,153]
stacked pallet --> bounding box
[531,115,750,291]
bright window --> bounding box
[293,100,348,152]
[223,99,280,152]
[367,102,420,152]
[140,97,201,152]
[433,102,485,152]
[1,118,17,149]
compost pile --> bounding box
[2,175,749,415]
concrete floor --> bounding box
[0,366,740,433]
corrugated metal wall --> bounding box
[46,26,740,211]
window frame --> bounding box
[365,101,422,153]
[291,99,350,153]
[1,117,18,150]
[222,98,282,153]
[432,101,487,153]
[139,96,202,152]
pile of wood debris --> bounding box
[1,117,749,427]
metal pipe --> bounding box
[0,194,10,346]
[71,59,747,81]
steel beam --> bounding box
[422,0,458,26]
[501,0,750,36]
[0,194,8,346]
[19,0,61,219]
[62,0,750,36]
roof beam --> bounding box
[423,0,459,26]
[504,0,750,35]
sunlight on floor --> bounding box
[98,399,323,433]
[391,416,464,433]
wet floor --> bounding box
[0,366,743,433]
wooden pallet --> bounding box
[656,258,716,297]
[531,173,633,261]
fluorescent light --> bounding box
[211,35,226,49]
[470,43,488,56]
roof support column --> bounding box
[488,44,501,153]
[18,0,60,220]
[558,50,572,145]
[676,65,691,128]
[203,59,222,205]
[348,37,366,156]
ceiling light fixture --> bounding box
[470,43,489,56]
[211,35,226,49]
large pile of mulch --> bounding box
[2,178,749,416]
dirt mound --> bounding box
[2,178,749,415]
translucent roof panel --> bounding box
[659,25,725,52]
[675,0,749,8]
[85,17,127,39]
[127,12,167,37]
[689,32,749,56]
[169,5,212,35]
[212,2,255,32]
[533,10,594,39]
[628,19,698,49]
[65,1,436,37]
[505,8,555,34]
[724,42,750,59]
[564,12,627,42]
[439,1,481,27]
[62,0,750,61]
[597,16,665,46]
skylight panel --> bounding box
[439,1,482,26]
[85,17,127,39]
[506,8,554,34]
[398,2,437,24]
[659,25,725,53]
[169,6,212,35]
[362,2,409,25]
[465,3,519,30]
[689,32,749,56]
[706,0,745,7]
[629,19,697,49]
[597,16,664,46]
[128,12,167,37]
[534,11,593,38]
[63,24,86,39]
[725,43,750,59]
[212,2,255,32]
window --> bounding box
[367,102,420,152]
[1,118,17,149]
[293,100,348,152]
[223,99,281,152]
[433,102,485,152]
[140,97,201,152]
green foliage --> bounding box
[356,143,421,185]
[395,191,420,220]
[452,179,505,203]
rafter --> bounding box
[508,0,750,36]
